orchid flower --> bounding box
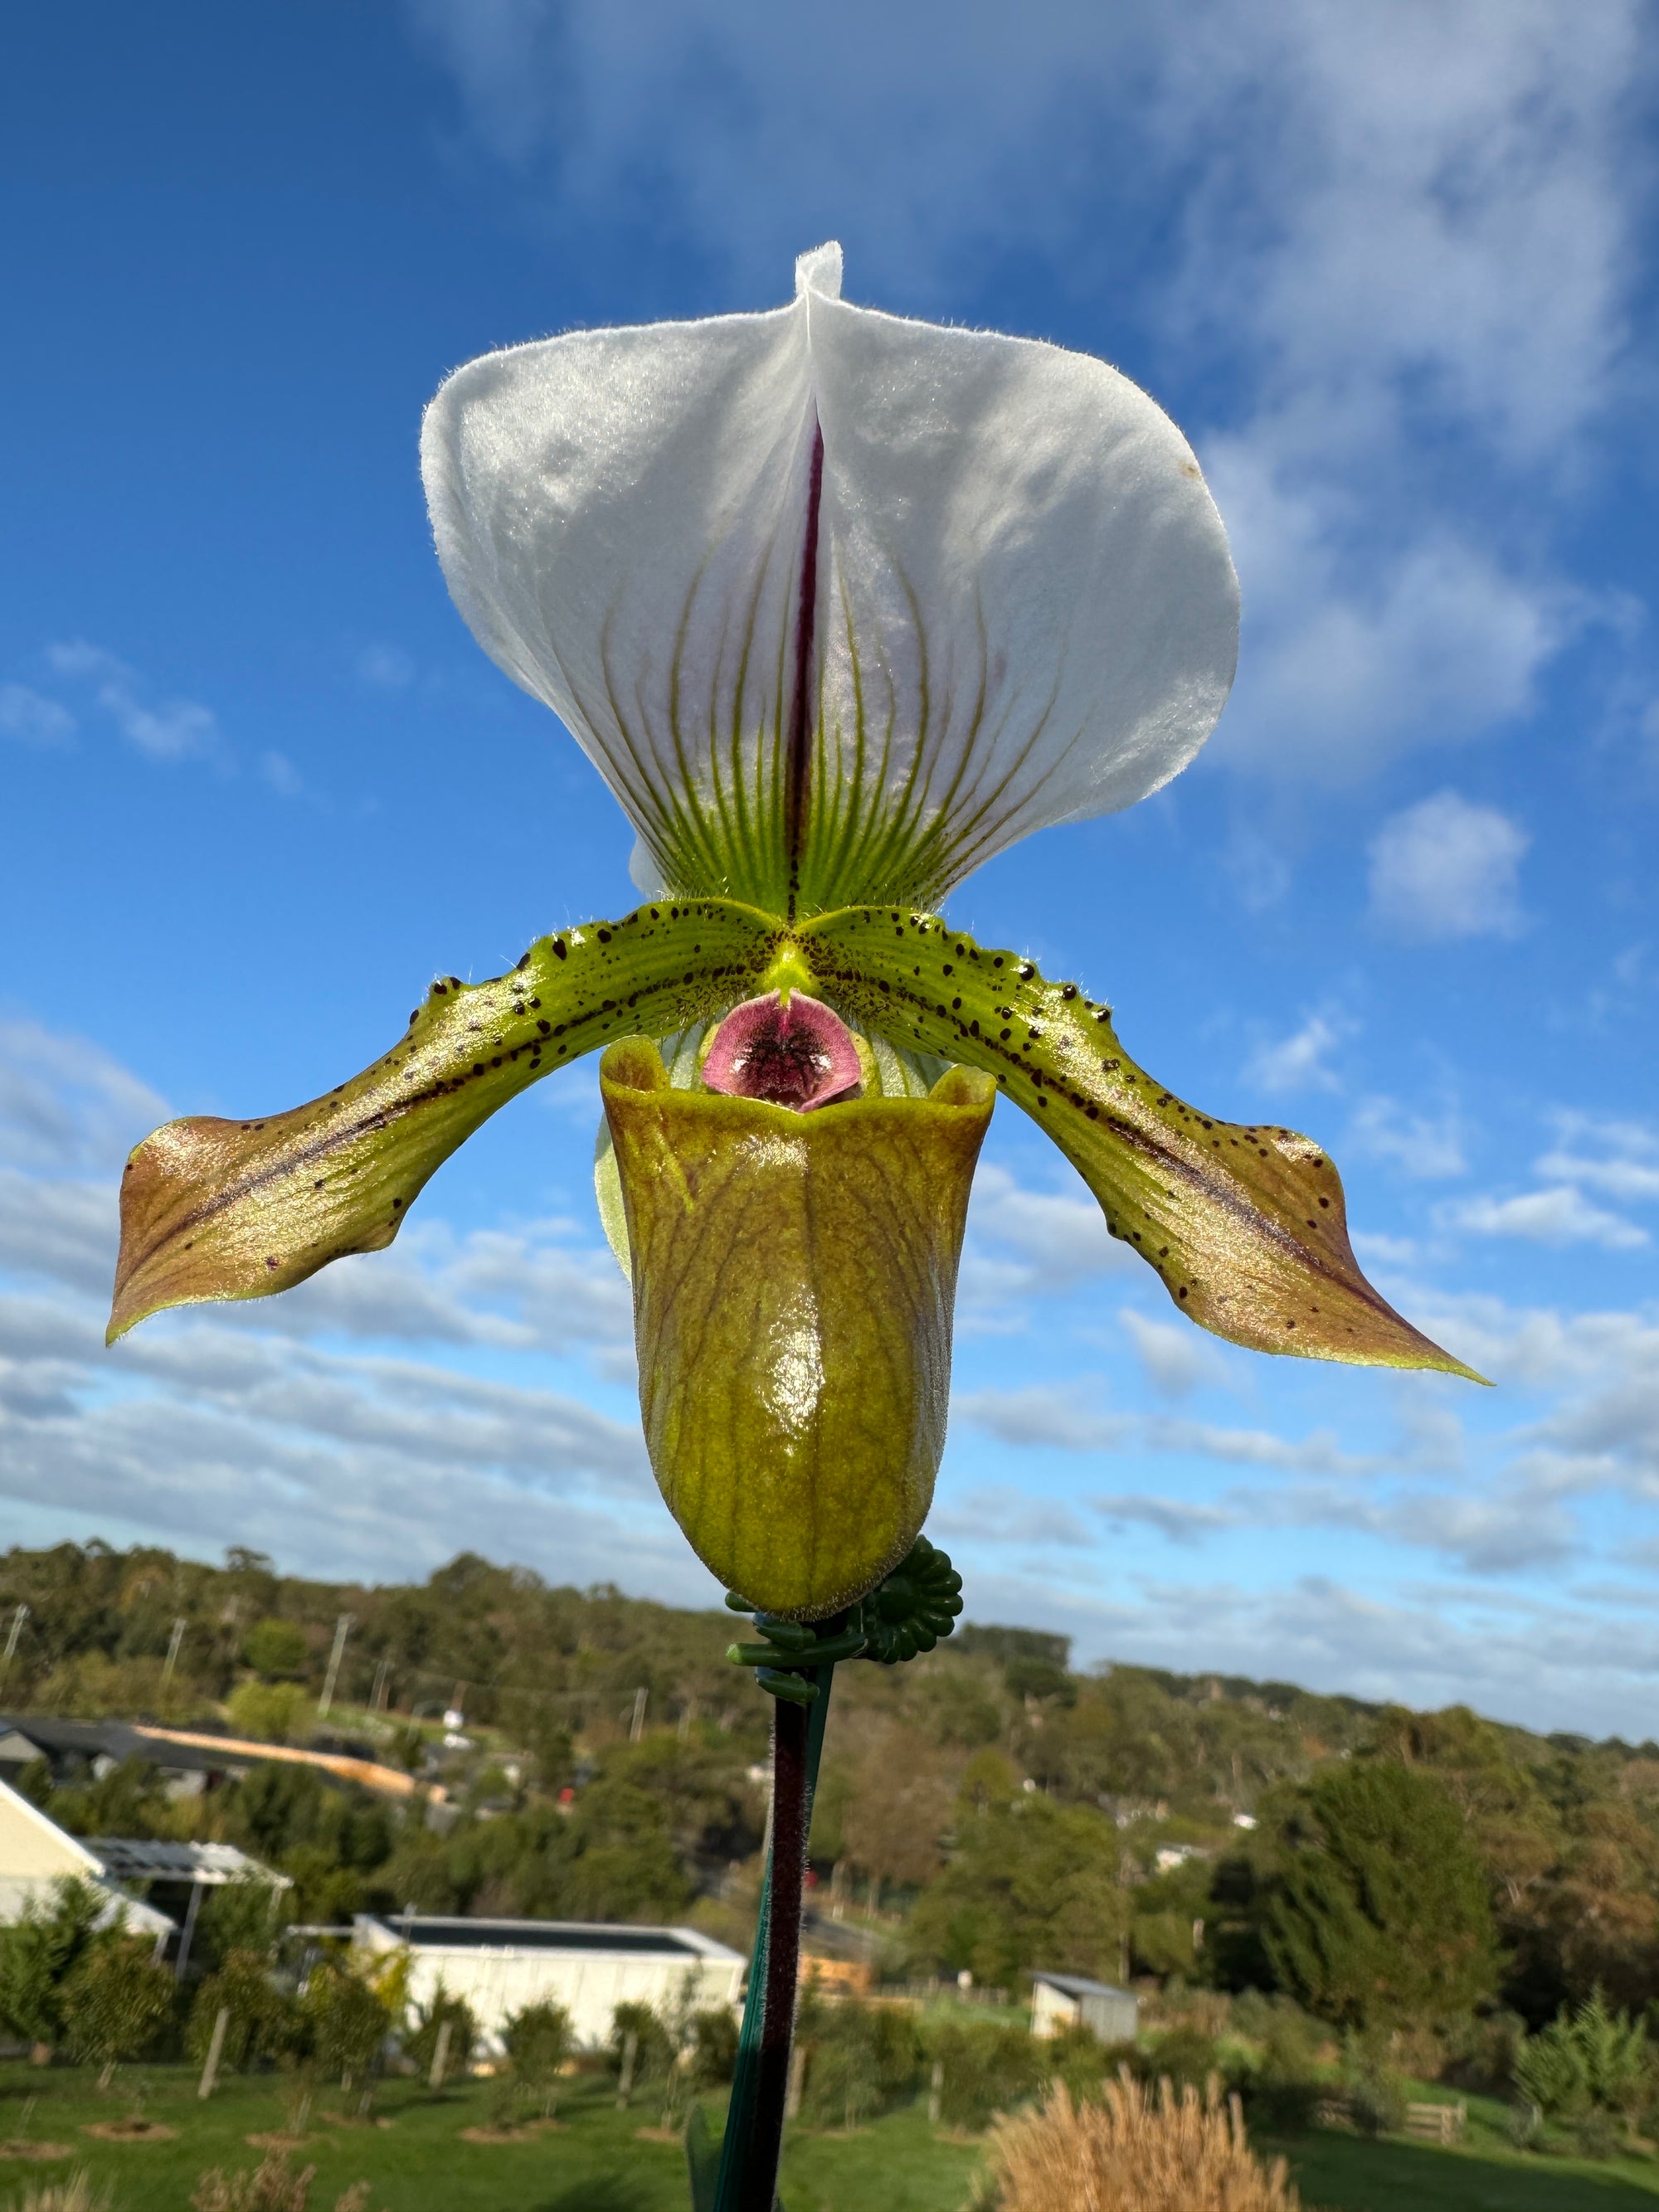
[109,243,1477,1625]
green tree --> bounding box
[1513,1990,1650,2122]
[0,1879,109,2056]
[301,1964,389,2091]
[62,1937,177,2087]
[404,1984,476,2080]
[503,1999,572,2112]
[187,1950,302,2073]
[920,2017,1046,2130]
[905,1796,1126,1988]
[1265,1759,1497,2029]
[244,1620,309,1678]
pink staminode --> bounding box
[702,993,863,1112]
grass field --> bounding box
[3,2064,1659,2212]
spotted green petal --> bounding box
[107,902,781,1341]
[800,907,1486,1380]
[421,243,1238,917]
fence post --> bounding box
[197,2005,230,2101]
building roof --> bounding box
[358,1913,742,1962]
[84,1837,289,1889]
[1031,1971,1136,2001]
[0,1714,242,1777]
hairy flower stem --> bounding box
[713,1642,839,2212]
[745,1697,808,2210]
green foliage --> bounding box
[797,1997,920,2130]
[0,1879,109,2049]
[920,2018,1046,2131]
[196,1875,287,1971]
[1512,1989,1651,2121]
[502,1999,573,2096]
[243,1621,309,1679]
[187,1951,302,2073]
[300,1963,389,2089]
[609,2000,674,2088]
[45,1758,176,1844]
[904,1797,1126,1988]
[1265,1759,1498,2029]
[404,1985,477,2079]
[225,1681,313,1745]
[686,2005,737,2088]
[61,1937,176,2079]
[1342,2031,1407,2137]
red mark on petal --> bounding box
[702,993,862,1112]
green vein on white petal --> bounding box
[421,245,1239,915]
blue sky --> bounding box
[2,2,1657,1735]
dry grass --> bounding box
[984,2070,1306,2212]
[191,2151,373,2212]
[5,2173,111,2212]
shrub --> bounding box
[923,2018,1047,2132]
[0,1879,108,2053]
[688,2005,738,2088]
[187,1951,302,2073]
[610,2000,674,2091]
[798,2001,920,2130]
[403,1986,476,2082]
[226,1682,314,1746]
[61,1937,177,2085]
[1513,1991,1650,2122]
[503,1999,573,2107]
[985,2073,1304,2212]
[300,1965,389,2091]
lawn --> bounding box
[6,2064,1659,2212]
[0,2062,984,2212]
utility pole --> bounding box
[159,1616,187,1705]
[0,1604,28,1699]
[318,1613,354,1719]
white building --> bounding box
[0,1776,174,1944]
[353,1913,745,2051]
[0,1774,286,1967]
[1029,1970,1139,2044]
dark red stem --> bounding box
[739,1694,809,2212]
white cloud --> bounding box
[260,751,304,798]
[1443,1186,1648,1252]
[958,1162,1129,1323]
[1535,1113,1659,1204]
[1092,1492,1236,1546]
[1244,1012,1352,1096]
[1368,790,1530,941]
[0,1017,169,1174]
[1347,1095,1467,1180]
[958,1383,1374,1477]
[356,644,416,691]
[47,640,223,766]
[932,1485,1096,1549]
[0,684,75,748]
[958,1383,1129,1455]
[1118,1310,1224,1399]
